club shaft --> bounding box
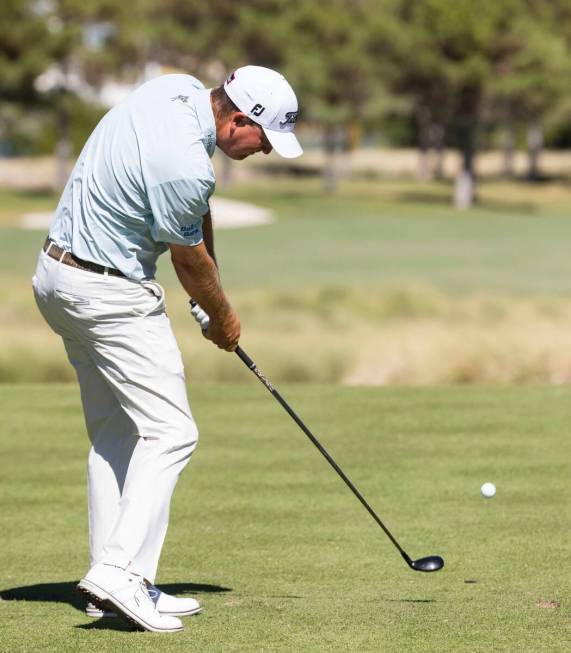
[235,346,413,566]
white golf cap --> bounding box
[224,65,303,159]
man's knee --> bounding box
[141,415,199,454]
[179,417,199,453]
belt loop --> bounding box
[58,248,66,263]
[45,241,54,255]
[103,267,109,277]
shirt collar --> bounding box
[194,88,216,158]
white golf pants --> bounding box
[32,250,198,583]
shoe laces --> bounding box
[133,577,154,608]
[146,584,160,600]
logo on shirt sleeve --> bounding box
[181,223,201,239]
[171,95,189,104]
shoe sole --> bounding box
[85,607,118,618]
[77,580,184,633]
[161,606,202,617]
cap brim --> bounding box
[263,128,303,159]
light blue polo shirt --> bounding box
[49,74,217,280]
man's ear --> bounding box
[232,112,250,127]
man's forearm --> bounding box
[202,207,216,265]
[169,241,230,320]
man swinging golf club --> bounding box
[32,65,302,633]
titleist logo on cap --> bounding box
[280,112,298,128]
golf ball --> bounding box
[480,482,496,498]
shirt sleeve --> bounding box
[148,175,214,245]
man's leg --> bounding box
[72,301,199,630]
[34,255,197,629]
[73,283,199,583]
[63,336,137,568]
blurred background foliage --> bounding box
[1,0,570,203]
[2,0,571,385]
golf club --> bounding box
[190,300,444,573]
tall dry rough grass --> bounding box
[4,282,571,385]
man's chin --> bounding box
[226,150,256,161]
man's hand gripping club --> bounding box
[169,240,240,352]
[190,299,240,351]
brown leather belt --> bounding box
[43,238,126,278]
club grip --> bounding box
[235,346,255,369]
[189,299,210,331]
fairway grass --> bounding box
[1,384,569,652]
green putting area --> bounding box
[1,383,569,652]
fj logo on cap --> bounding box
[279,111,298,128]
[251,104,266,117]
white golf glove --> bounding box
[190,301,210,332]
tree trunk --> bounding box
[454,170,475,210]
[416,107,432,181]
[526,118,543,181]
[323,126,339,193]
[417,145,430,181]
[502,121,516,178]
[431,124,445,179]
[340,124,356,180]
[454,123,476,209]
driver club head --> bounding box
[410,556,445,572]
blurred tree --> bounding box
[36,0,152,187]
[3,0,570,195]
[141,0,571,193]
[0,0,54,103]
[0,1,150,183]
[0,0,57,155]
[145,0,291,74]
[282,1,381,191]
[365,0,453,181]
[146,0,395,191]
[490,0,571,180]
[369,0,532,208]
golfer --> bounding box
[32,65,302,633]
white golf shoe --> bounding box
[85,582,201,618]
[78,563,183,633]
[85,601,116,618]
[147,584,202,616]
